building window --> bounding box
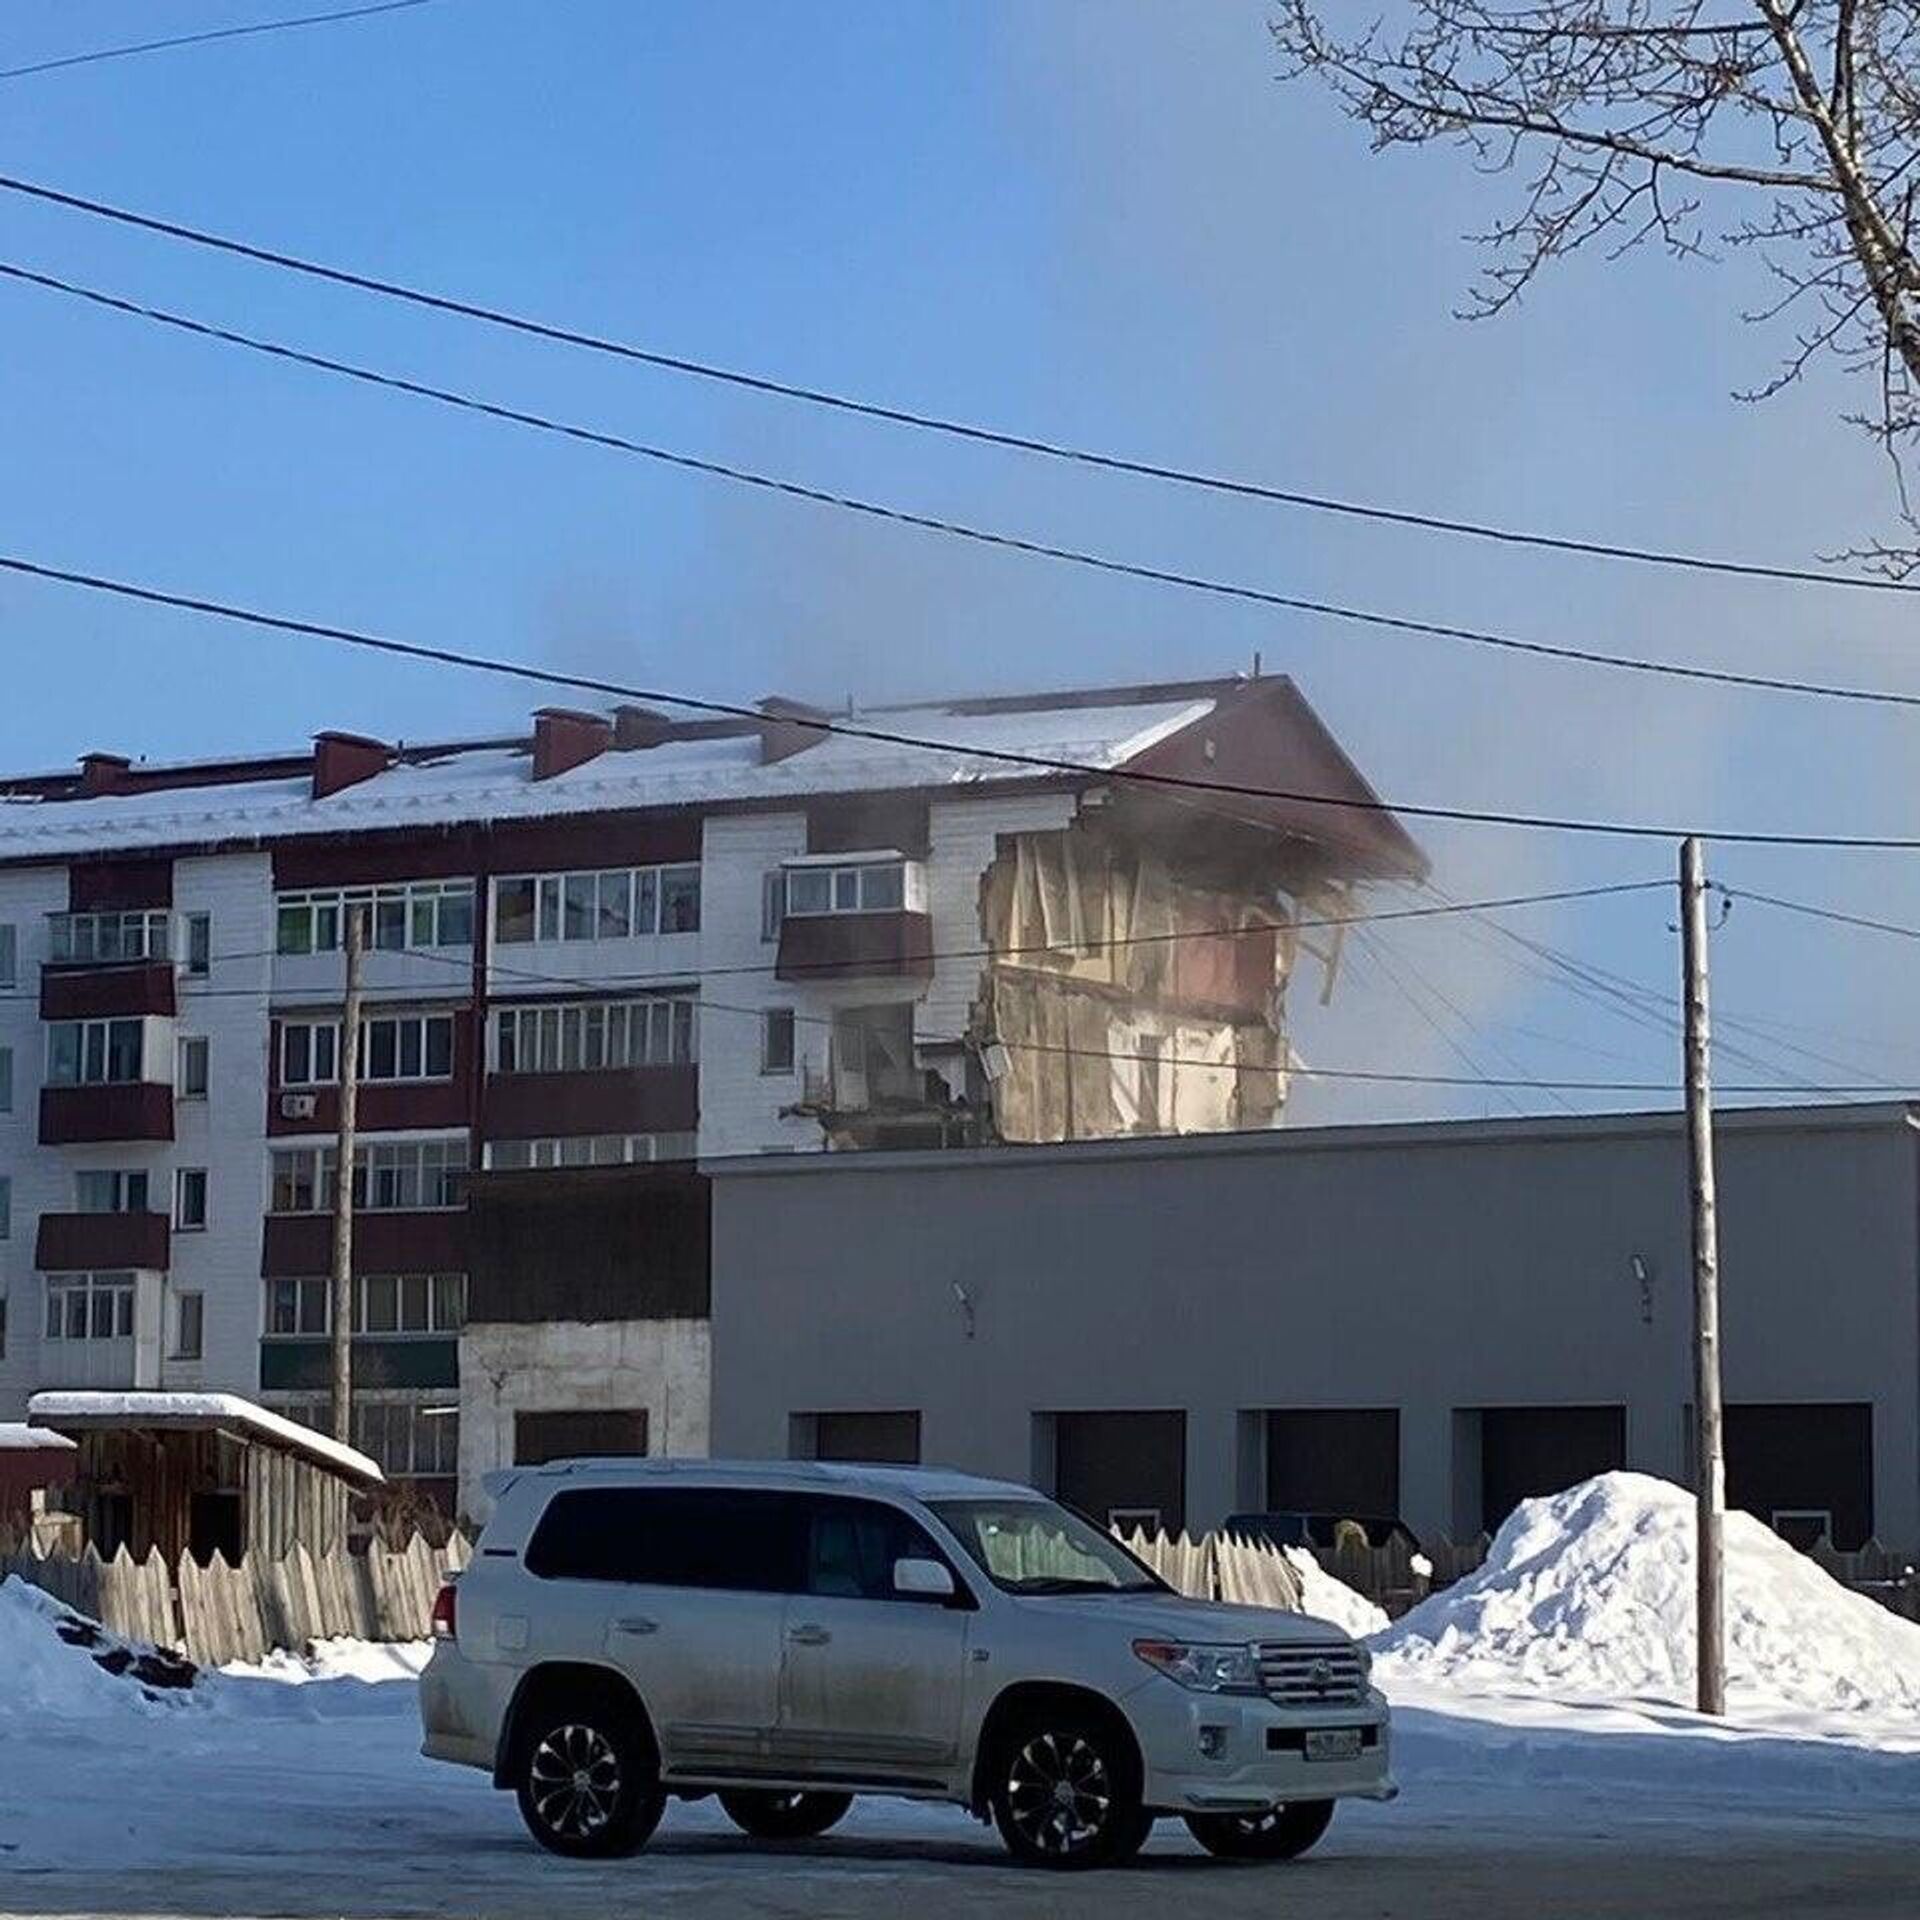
[490,996,696,1073]
[0,923,15,986]
[0,1044,11,1114]
[76,1169,151,1214]
[761,872,785,942]
[492,864,702,945]
[485,1132,696,1170]
[174,1168,209,1231]
[47,1018,144,1086]
[0,1174,9,1240]
[275,881,475,956]
[761,1008,797,1074]
[45,1272,136,1342]
[270,1137,468,1213]
[265,1272,466,1337]
[277,1394,459,1479]
[280,1013,455,1086]
[184,912,211,978]
[784,860,908,917]
[177,1035,210,1099]
[172,1290,204,1360]
[48,909,171,965]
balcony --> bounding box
[261,1210,468,1276]
[484,1064,699,1141]
[39,1084,175,1146]
[41,961,177,1020]
[36,1211,171,1272]
[776,910,934,984]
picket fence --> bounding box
[1121,1527,1306,1610]
[2,1531,471,1667]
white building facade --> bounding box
[0,680,1420,1515]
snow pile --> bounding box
[1375,1473,1920,1716]
[1284,1547,1390,1638]
[0,1577,190,1718]
[224,1638,429,1687]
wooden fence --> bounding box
[1,1530,471,1667]
[1122,1527,1306,1611]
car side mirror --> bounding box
[893,1556,956,1601]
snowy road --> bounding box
[4,1669,1916,1919]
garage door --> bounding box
[1726,1403,1873,1549]
[1050,1410,1186,1534]
[1478,1405,1625,1533]
[1265,1408,1400,1521]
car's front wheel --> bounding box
[718,1789,854,1840]
[515,1708,666,1858]
[1183,1798,1334,1861]
[989,1711,1152,1869]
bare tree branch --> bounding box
[1274,2,1920,561]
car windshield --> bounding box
[928,1498,1166,1595]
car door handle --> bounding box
[787,1624,832,1647]
[613,1616,658,1636]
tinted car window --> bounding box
[526,1486,808,1591]
[805,1497,957,1603]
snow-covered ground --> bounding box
[4,1474,1918,1917]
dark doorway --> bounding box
[514,1408,650,1467]
[188,1491,243,1567]
[794,1410,922,1465]
[1726,1403,1873,1550]
[1478,1405,1626,1533]
[1265,1409,1400,1521]
[1051,1410,1186,1534]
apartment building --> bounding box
[0,676,1420,1508]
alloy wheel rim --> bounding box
[529,1723,622,1838]
[1006,1731,1112,1854]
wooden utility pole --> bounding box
[329,904,365,1446]
[1679,836,1726,1716]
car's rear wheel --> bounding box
[990,1711,1152,1869]
[1183,1798,1334,1861]
[515,1709,666,1858]
[718,1789,853,1841]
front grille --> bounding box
[1255,1642,1369,1707]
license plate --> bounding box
[1304,1728,1364,1762]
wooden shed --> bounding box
[26,1391,384,1564]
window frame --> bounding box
[44,1272,137,1344]
[279,1012,456,1087]
[47,909,171,966]
[171,1290,204,1361]
[782,859,912,920]
[489,996,698,1074]
[491,864,703,945]
[46,1017,145,1087]
[273,881,476,957]
[174,1167,209,1232]
[177,1034,210,1100]
[761,1007,797,1075]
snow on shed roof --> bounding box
[0,695,1215,861]
[0,1423,78,1453]
[27,1392,384,1489]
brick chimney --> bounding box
[757,696,831,766]
[612,704,674,750]
[312,732,392,799]
[77,752,133,796]
[532,708,613,780]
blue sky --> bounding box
[5,0,1920,1120]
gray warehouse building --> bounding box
[705,1104,1920,1553]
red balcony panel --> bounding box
[39,1084,175,1145]
[267,1080,473,1137]
[41,962,177,1020]
[776,911,935,984]
[261,1209,469,1277]
[484,1065,698,1141]
[36,1211,170,1271]
[69,857,172,910]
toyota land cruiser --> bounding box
[419,1459,1394,1869]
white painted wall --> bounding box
[458,1316,711,1521]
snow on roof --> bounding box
[0,696,1216,861]
[27,1392,384,1489]
[0,1423,78,1453]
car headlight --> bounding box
[1132,1639,1262,1694]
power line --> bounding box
[1733,887,1920,944]
[0,168,1908,600]
[12,259,1920,723]
[10,549,1920,849]
[0,881,1667,1004]
[0,2,440,82]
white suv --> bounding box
[420,1459,1394,1870]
